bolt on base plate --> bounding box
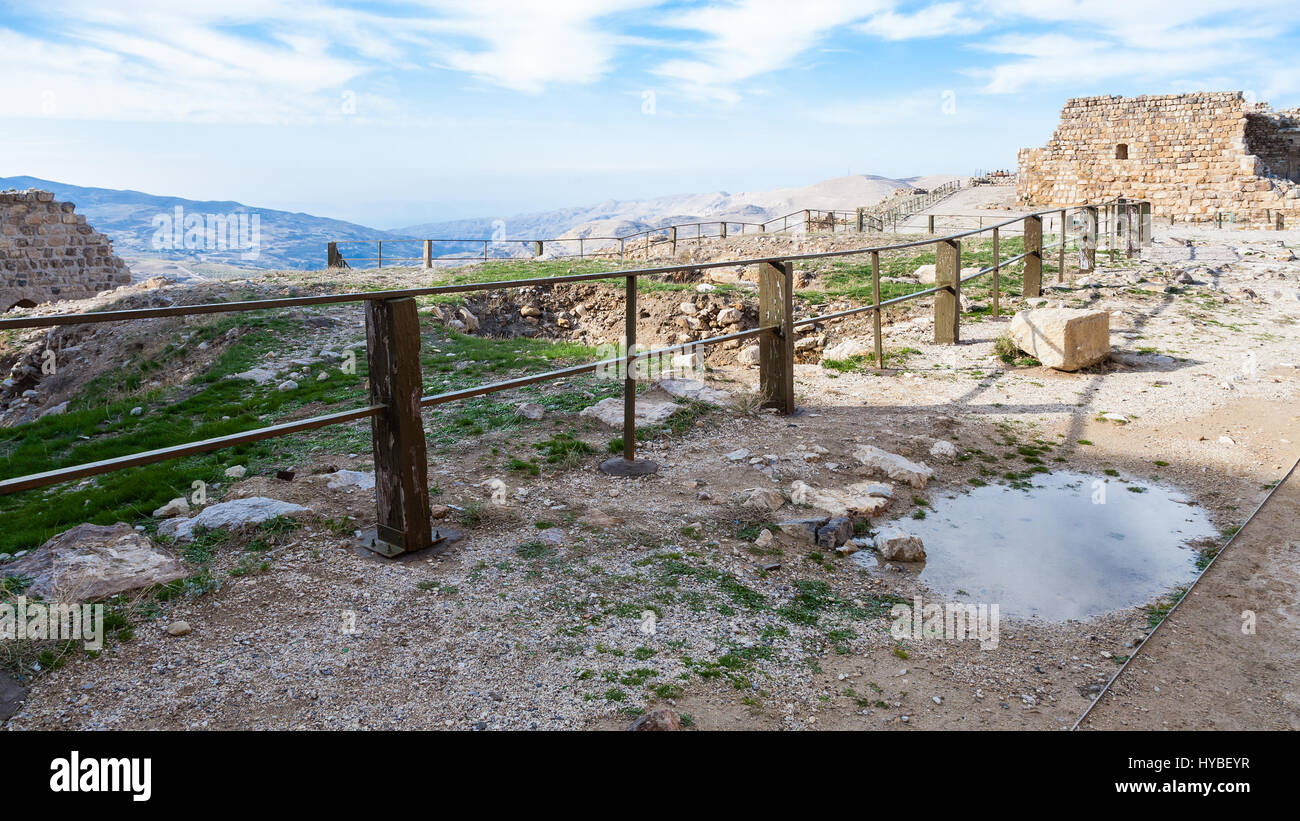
[598,457,659,476]
[357,526,459,559]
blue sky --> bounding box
[1,0,1298,228]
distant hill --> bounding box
[0,176,400,271]
[0,172,964,273]
[398,174,965,245]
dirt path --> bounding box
[1078,456,1300,730]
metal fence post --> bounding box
[361,297,434,557]
[871,250,883,368]
[601,276,658,476]
[759,260,794,414]
[1023,215,1043,297]
[991,227,1000,318]
[934,238,960,344]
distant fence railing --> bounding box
[1,198,1149,559]
[324,188,969,270]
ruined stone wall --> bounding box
[1017,92,1300,227]
[0,189,132,310]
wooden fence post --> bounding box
[720,222,727,240]
[669,226,677,255]
[1023,215,1042,297]
[1058,208,1067,282]
[362,297,434,557]
[934,238,960,344]
[928,214,935,234]
[534,241,544,258]
[377,241,382,269]
[327,242,342,269]
[1082,206,1098,272]
[857,207,866,233]
[871,250,883,368]
[422,240,432,269]
[758,260,794,414]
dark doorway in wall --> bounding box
[1116,143,1129,160]
[5,299,36,312]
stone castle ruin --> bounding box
[1,189,132,311]
[1017,92,1300,228]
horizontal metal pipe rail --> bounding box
[0,198,1145,557]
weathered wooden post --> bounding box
[422,240,433,269]
[1082,206,1098,272]
[758,260,794,414]
[991,227,1000,317]
[934,238,960,344]
[361,297,434,557]
[871,250,883,368]
[928,214,935,234]
[534,241,544,258]
[377,241,383,269]
[804,210,811,234]
[669,226,677,255]
[719,222,727,240]
[578,238,585,258]
[327,242,342,269]
[619,238,626,259]
[600,276,658,476]
[1023,214,1042,297]
[1058,208,1067,281]
[857,207,866,233]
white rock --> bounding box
[737,487,785,513]
[457,307,480,331]
[158,497,310,542]
[130,406,143,416]
[516,402,546,420]
[3,523,190,601]
[788,480,892,517]
[327,469,376,491]
[754,528,774,548]
[737,345,761,365]
[929,440,958,460]
[579,394,678,428]
[657,377,730,405]
[679,302,698,316]
[823,338,871,360]
[716,307,743,325]
[224,465,248,479]
[914,264,936,284]
[277,380,298,392]
[152,497,190,518]
[726,448,750,462]
[1009,308,1110,371]
[873,526,926,562]
[854,445,933,489]
[230,367,279,384]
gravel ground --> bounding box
[4,223,1298,731]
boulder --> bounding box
[789,480,892,517]
[579,393,678,428]
[629,708,681,731]
[736,487,785,513]
[914,264,936,284]
[516,402,546,420]
[158,497,310,542]
[716,307,743,325]
[326,469,375,491]
[929,440,958,461]
[737,345,761,365]
[853,445,933,489]
[1009,308,1110,371]
[656,378,731,405]
[873,527,926,562]
[152,497,190,518]
[3,523,190,601]
[823,338,871,360]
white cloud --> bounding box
[651,0,887,102]
[859,3,984,40]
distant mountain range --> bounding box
[1,173,962,273]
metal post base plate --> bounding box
[598,457,659,477]
[357,526,459,559]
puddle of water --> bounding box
[855,472,1217,621]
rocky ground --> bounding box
[1,214,1298,731]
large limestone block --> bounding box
[1009,308,1110,371]
[159,497,311,542]
[3,523,190,601]
[579,392,678,429]
[853,445,933,489]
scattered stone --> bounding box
[853,445,933,489]
[327,469,375,490]
[726,448,750,462]
[277,380,298,392]
[516,402,546,420]
[579,393,678,428]
[430,504,451,519]
[914,264,936,284]
[152,497,190,519]
[737,345,761,365]
[816,517,853,549]
[754,528,775,549]
[130,406,143,416]
[873,526,926,562]
[2,523,190,601]
[657,377,731,405]
[1009,308,1110,371]
[224,464,248,479]
[629,707,681,731]
[789,480,891,517]
[159,497,310,542]
[929,440,958,460]
[716,307,743,325]
[736,487,785,513]
[823,338,871,360]
[166,621,192,637]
